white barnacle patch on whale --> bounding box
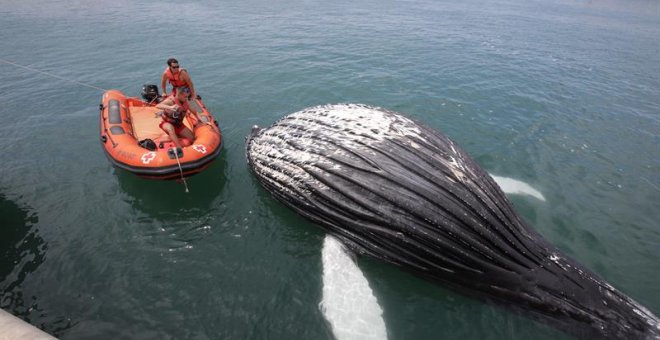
[295,104,424,146]
[548,253,569,271]
[446,155,467,182]
[248,104,432,195]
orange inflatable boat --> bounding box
[99,87,223,180]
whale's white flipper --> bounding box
[491,175,546,202]
[320,235,388,340]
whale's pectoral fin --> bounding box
[490,174,546,202]
[320,235,388,340]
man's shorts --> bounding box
[159,120,186,135]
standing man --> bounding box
[161,58,196,99]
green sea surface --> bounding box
[1,0,659,338]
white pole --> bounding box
[0,309,57,340]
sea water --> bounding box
[1,0,659,338]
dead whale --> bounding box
[245,104,659,339]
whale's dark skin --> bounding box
[245,104,659,339]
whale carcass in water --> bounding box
[245,104,659,339]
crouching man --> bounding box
[155,86,202,148]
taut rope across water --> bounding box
[0,57,107,92]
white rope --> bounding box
[0,58,107,92]
[173,147,190,193]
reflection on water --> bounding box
[0,195,78,336]
[115,154,228,217]
[0,193,48,322]
[0,194,44,285]
[114,155,229,253]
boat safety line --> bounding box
[173,147,190,193]
[0,57,107,92]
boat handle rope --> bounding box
[99,104,118,148]
[172,147,190,193]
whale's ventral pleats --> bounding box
[246,104,659,339]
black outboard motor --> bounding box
[141,84,160,103]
